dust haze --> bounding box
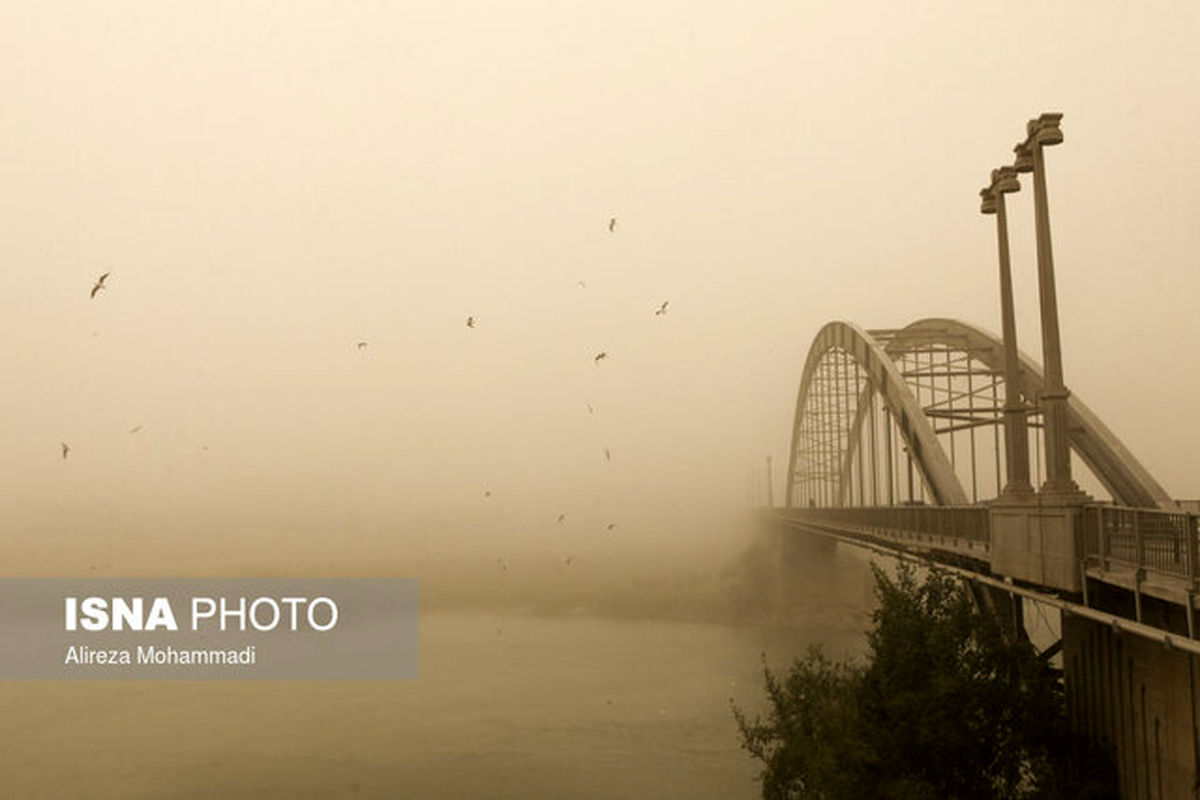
[7,4,1200,798]
[4,3,1200,618]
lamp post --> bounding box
[980,166,1033,497]
[1013,112,1083,498]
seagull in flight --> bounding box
[593,352,607,364]
[558,513,566,524]
[577,280,588,289]
[90,272,110,299]
[654,301,669,316]
[608,217,617,233]
[606,523,617,531]
[356,341,368,350]
[128,425,143,434]
[466,316,476,329]
[61,442,70,460]
[586,404,595,415]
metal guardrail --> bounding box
[783,503,1200,589]
[782,505,991,544]
[1081,505,1200,583]
[772,503,1200,651]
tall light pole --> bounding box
[1013,112,1084,498]
[980,166,1033,497]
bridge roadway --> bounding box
[772,503,1200,649]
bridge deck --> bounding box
[775,506,990,565]
[774,504,1200,613]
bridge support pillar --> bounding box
[778,527,837,611]
[989,500,1083,592]
[1063,611,1200,799]
[968,580,1026,641]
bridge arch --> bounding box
[786,321,968,507]
[785,318,1172,510]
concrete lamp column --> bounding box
[980,166,1034,499]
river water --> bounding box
[0,608,869,799]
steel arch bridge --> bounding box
[774,316,1200,799]
[784,317,1173,513]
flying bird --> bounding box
[655,301,669,316]
[603,447,611,462]
[586,404,595,415]
[557,513,566,524]
[128,425,143,434]
[356,341,368,350]
[577,280,588,289]
[606,523,617,531]
[483,489,492,498]
[608,217,617,232]
[90,272,110,298]
[563,556,574,566]
[61,442,70,460]
[466,316,475,329]
[593,352,607,364]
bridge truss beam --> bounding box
[786,318,1173,511]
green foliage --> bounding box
[732,646,866,799]
[733,562,1109,799]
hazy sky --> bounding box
[3,1,1199,567]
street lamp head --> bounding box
[1012,141,1034,173]
[992,166,1020,194]
[979,186,996,215]
[981,165,1017,213]
[1030,112,1064,146]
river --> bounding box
[0,608,869,798]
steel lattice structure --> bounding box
[785,318,1173,511]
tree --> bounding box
[733,562,1115,799]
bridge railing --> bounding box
[782,505,991,545]
[782,503,1200,587]
[1081,505,1200,583]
